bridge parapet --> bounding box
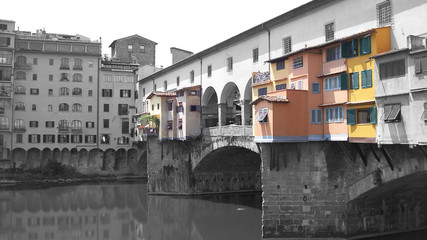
[203,125,253,137]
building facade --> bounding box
[109,35,156,66]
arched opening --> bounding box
[194,146,261,193]
[103,148,115,171]
[70,148,79,167]
[12,148,25,168]
[115,148,127,171]
[127,148,138,166]
[61,148,70,165]
[243,77,254,125]
[89,148,101,169]
[78,149,88,168]
[202,86,219,127]
[41,148,52,167]
[52,148,61,162]
[220,82,242,126]
[27,148,41,168]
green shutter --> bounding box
[351,72,359,89]
[370,106,377,124]
[361,70,367,88]
[366,69,372,88]
[341,42,348,58]
[340,73,348,90]
[362,36,371,55]
[360,38,364,55]
[352,39,358,57]
[347,109,356,125]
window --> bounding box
[293,56,303,69]
[168,102,173,111]
[177,103,183,112]
[415,57,427,74]
[89,76,93,82]
[15,71,26,80]
[127,45,133,51]
[325,22,334,42]
[377,0,392,26]
[58,120,69,131]
[15,102,25,111]
[58,135,69,143]
[104,104,109,112]
[360,36,371,55]
[276,61,285,70]
[122,121,129,134]
[190,105,201,112]
[13,119,25,130]
[347,107,377,125]
[49,59,54,65]
[0,116,9,130]
[361,69,373,88]
[49,74,53,81]
[28,134,40,143]
[101,134,110,144]
[120,89,131,98]
[86,122,95,128]
[424,103,427,125]
[157,103,160,110]
[88,105,92,112]
[48,89,53,96]
[89,61,94,68]
[88,90,93,96]
[382,104,401,122]
[357,108,370,124]
[139,45,145,52]
[43,135,55,143]
[29,121,38,128]
[163,80,168,90]
[325,106,344,123]
[15,86,26,94]
[102,89,112,97]
[15,56,27,67]
[312,82,320,93]
[326,46,340,62]
[341,39,358,58]
[154,84,157,91]
[72,103,82,112]
[71,135,82,143]
[297,80,303,90]
[142,88,146,97]
[60,73,69,81]
[207,65,212,77]
[71,120,82,132]
[103,119,109,128]
[350,72,359,89]
[60,58,69,69]
[59,103,69,111]
[311,109,322,124]
[46,121,54,128]
[72,88,82,96]
[256,108,268,123]
[85,135,97,144]
[227,57,233,72]
[33,58,38,65]
[283,36,292,54]
[73,58,83,70]
[32,74,37,81]
[324,75,341,91]
[59,87,69,96]
[30,88,39,95]
[380,59,405,79]
[0,37,10,47]
[276,83,286,91]
[16,134,23,143]
[167,121,173,130]
[253,48,259,63]
[72,73,82,82]
[190,70,195,82]
[258,87,267,96]
[118,104,128,115]
[48,105,52,112]
[32,104,36,111]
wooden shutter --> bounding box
[37,135,40,143]
[310,109,315,124]
[370,106,377,124]
[352,39,358,56]
[421,57,427,73]
[351,72,359,89]
[347,109,356,125]
[341,42,348,58]
[361,70,367,88]
[340,73,348,90]
[122,121,129,134]
[366,69,372,87]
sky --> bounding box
[2,0,311,68]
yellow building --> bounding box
[345,27,391,143]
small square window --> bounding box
[312,82,320,93]
[88,90,93,96]
[139,45,145,52]
[32,104,36,111]
[16,134,23,143]
[49,59,54,65]
[88,105,92,112]
[276,61,285,71]
[32,74,37,81]
[30,88,39,95]
[207,65,212,77]
[283,36,292,54]
[33,58,38,65]
[89,76,93,82]
[103,119,109,128]
[253,48,259,63]
[127,45,133,51]
[325,22,334,42]
[227,57,233,72]
[49,74,53,81]
[29,121,38,128]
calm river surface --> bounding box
[0,181,262,240]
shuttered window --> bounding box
[347,109,356,125]
[350,72,359,89]
[361,69,372,88]
[341,39,358,58]
[360,36,371,55]
[415,57,427,74]
[340,73,348,90]
[370,107,377,124]
[122,121,129,134]
[312,82,320,93]
[310,109,322,124]
[258,87,267,96]
[379,59,405,79]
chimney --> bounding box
[170,47,194,64]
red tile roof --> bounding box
[250,95,290,105]
[146,91,177,99]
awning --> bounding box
[178,121,183,129]
[256,109,268,122]
[387,104,401,122]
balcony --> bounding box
[252,71,271,86]
[14,62,32,70]
[73,66,83,70]
[58,126,70,133]
[71,128,82,133]
[13,127,26,132]
[322,58,346,76]
[60,65,70,70]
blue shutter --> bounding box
[361,36,371,55]
[370,106,377,124]
[351,72,359,89]
[341,42,348,58]
[347,109,356,125]
[361,70,367,88]
[340,73,348,90]
[366,69,372,88]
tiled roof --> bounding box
[250,95,289,105]
[146,91,177,99]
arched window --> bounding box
[13,119,25,130]
[59,87,69,96]
[60,58,69,69]
[0,116,9,130]
[73,58,83,70]
[59,103,69,111]
[71,120,82,131]
[15,56,27,67]
[72,73,82,82]
[15,71,26,80]
[58,120,69,131]
[72,103,82,112]
[60,73,69,81]
[14,102,25,111]
[72,88,82,96]
[14,86,26,94]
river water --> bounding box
[0,181,262,240]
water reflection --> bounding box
[0,182,261,240]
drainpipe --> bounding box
[199,57,203,136]
[262,24,271,61]
[10,47,15,168]
[97,57,101,150]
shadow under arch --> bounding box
[220,82,241,125]
[202,86,219,127]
